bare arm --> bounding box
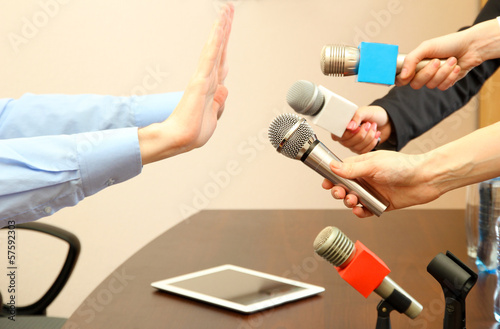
[323,121,500,217]
[138,4,234,165]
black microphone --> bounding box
[314,226,423,319]
[286,80,357,138]
[268,113,389,216]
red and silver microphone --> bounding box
[314,226,423,319]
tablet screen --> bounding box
[151,264,324,313]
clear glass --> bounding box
[494,216,500,322]
[477,178,500,274]
[465,184,479,258]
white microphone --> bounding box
[314,226,423,319]
[268,113,389,217]
[286,80,357,138]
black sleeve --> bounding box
[371,0,500,151]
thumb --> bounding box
[213,85,229,118]
[353,106,375,123]
[399,54,422,81]
[329,157,372,180]
[346,112,363,131]
[345,107,371,132]
[398,44,433,81]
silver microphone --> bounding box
[286,80,357,138]
[314,226,423,319]
[320,44,446,77]
[268,113,389,217]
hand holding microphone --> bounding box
[396,18,500,90]
[286,80,388,154]
[321,42,448,86]
[286,80,358,139]
[268,113,389,216]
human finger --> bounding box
[218,4,234,84]
[331,120,359,142]
[343,194,359,208]
[437,65,461,90]
[212,6,232,72]
[353,123,381,154]
[425,57,457,89]
[396,39,442,85]
[213,85,229,118]
[322,179,334,190]
[197,7,229,79]
[339,122,370,148]
[331,186,347,200]
[352,205,374,218]
[358,131,381,154]
[338,122,379,154]
[329,155,374,180]
[407,59,441,89]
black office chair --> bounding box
[0,222,80,328]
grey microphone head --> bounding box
[321,44,360,76]
[314,226,356,269]
[286,80,325,116]
[268,113,316,160]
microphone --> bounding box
[268,113,389,217]
[320,43,446,85]
[286,80,357,138]
[314,226,423,319]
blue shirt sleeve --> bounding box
[0,92,183,227]
[0,92,183,138]
[0,127,142,228]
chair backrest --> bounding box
[0,222,80,317]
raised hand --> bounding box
[139,4,234,164]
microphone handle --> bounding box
[302,140,389,217]
[396,54,447,74]
[374,276,423,319]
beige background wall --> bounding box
[0,0,480,318]
[480,0,500,126]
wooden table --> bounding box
[64,209,497,329]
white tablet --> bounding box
[151,264,325,313]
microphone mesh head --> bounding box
[268,113,315,159]
[313,226,335,249]
[314,226,355,268]
[286,80,324,116]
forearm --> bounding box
[137,122,180,165]
[372,2,500,150]
[373,56,500,151]
[424,121,500,195]
[137,112,200,165]
[0,92,182,139]
[466,18,500,62]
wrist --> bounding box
[138,122,183,165]
[138,117,200,165]
[424,147,474,197]
[138,123,163,165]
[467,19,500,62]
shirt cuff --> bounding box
[131,91,183,127]
[78,127,142,197]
